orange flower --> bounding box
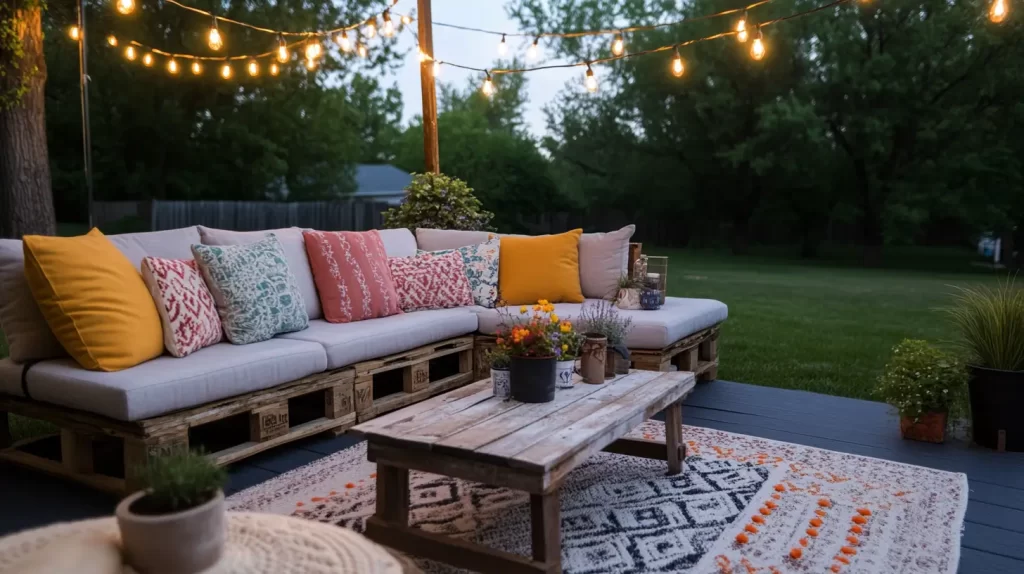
[852,515,867,525]
[751,515,765,524]
[345,482,355,488]
[857,508,872,516]
[789,548,803,559]
[765,501,777,509]
[809,518,823,528]
[759,507,772,516]
[818,498,832,508]
[841,547,857,556]
[745,524,759,534]
[771,493,781,500]
[846,535,859,546]
[774,484,786,492]
[736,533,749,544]
[850,525,863,534]
[806,528,819,537]
[815,509,827,517]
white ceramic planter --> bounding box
[615,288,642,310]
[116,489,226,574]
[555,360,576,389]
[491,368,511,399]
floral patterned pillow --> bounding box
[420,237,500,307]
[191,235,308,345]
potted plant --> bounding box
[487,347,512,399]
[947,282,1024,451]
[614,275,644,310]
[578,300,634,377]
[496,301,562,403]
[117,450,228,574]
[876,339,967,443]
[382,172,495,231]
[555,320,585,389]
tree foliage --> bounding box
[382,171,494,231]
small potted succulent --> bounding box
[578,300,634,377]
[117,450,228,574]
[496,301,563,403]
[876,339,967,443]
[947,282,1024,451]
[487,347,512,399]
[555,320,586,389]
[614,275,645,310]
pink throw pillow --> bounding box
[141,257,223,357]
[388,251,474,312]
[303,230,402,323]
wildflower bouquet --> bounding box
[496,300,582,359]
[876,339,968,421]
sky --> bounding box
[385,1,573,138]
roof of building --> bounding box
[353,164,412,197]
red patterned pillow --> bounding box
[303,230,402,323]
[388,251,474,312]
[141,257,223,357]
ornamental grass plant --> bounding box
[876,339,968,421]
[946,280,1024,372]
[134,450,227,515]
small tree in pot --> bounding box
[382,172,494,231]
[117,450,228,574]
[947,281,1024,451]
[876,339,967,443]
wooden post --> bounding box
[417,0,440,173]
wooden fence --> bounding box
[94,200,391,232]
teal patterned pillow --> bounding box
[191,235,308,344]
[419,236,500,307]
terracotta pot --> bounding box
[580,335,607,384]
[967,365,1024,451]
[510,356,556,403]
[117,489,226,574]
[900,412,947,443]
[491,368,511,399]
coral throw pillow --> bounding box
[303,230,402,323]
[22,228,164,372]
[389,251,475,312]
[499,229,585,305]
[141,257,223,358]
[421,237,500,308]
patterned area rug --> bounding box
[228,422,967,573]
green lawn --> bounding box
[653,247,1001,400]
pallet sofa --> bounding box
[0,226,726,494]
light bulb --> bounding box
[527,37,540,61]
[208,22,223,51]
[382,11,395,37]
[116,0,135,15]
[401,14,413,26]
[220,63,232,79]
[417,49,428,63]
[497,34,508,56]
[305,41,321,61]
[305,58,317,70]
[432,60,441,76]
[671,48,685,77]
[247,60,259,76]
[990,0,1009,22]
[106,34,118,47]
[125,46,136,61]
[167,58,179,74]
[68,26,80,41]
[736,18,748,43]
[611,34,625,56]
[191,61,203,75]
[482,74,495,97]
[142,53,154,67]
[277,38,289,63]
[337,31,352,52]
[750,31,766,61]
[357,43,368,58]
[584,65,598,92]
[269,63,279,76]
[364,19,377,38]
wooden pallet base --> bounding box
[354,335,476,422]
[0,368,356,494]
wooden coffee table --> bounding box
[351,369,696,574]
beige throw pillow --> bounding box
[578,225,636,300]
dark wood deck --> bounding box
[1,380,1021,573]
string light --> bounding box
[418,49,429,62]
[527,36,541,61]
[305,57,317,70]
[191,61,203,75]
[401,14,413,26]
[220,63,232,79]
[990,0,1009,22]
[736,12,749,42]
[116,0,135,15]
[305,39,322,60]
[270,63,280,76]
[497,33,508,55]
[357,42,368,58]
[482,72,495,97]
[142,52,154,67]
[382,10,395,37]
[124,46,136,61]
[432,60,441,76]
[611,33,625,56]
[750,27,766,60]
[363,18,377,38]
[68,26,80,41]
[277,36,289,62]
[247,59,259,76]
[337,31,353,52]
[167,58,179,74]
[671,46,685,77]
[208,19,223,51]
[106,34,118,47]
[584,63,598,92]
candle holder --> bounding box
[645,256,668,304]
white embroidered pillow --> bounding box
[141,257,223,357]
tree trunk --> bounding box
[0,5,56,238]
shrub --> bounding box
[876,339,968,421]
[946,280,1024,372]
[383,172,494,231]
[137,450,227,514]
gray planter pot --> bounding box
[116,489,226,574]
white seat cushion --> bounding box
[279,308,480,369]
[0,339,327,421]
[474,297,728,350]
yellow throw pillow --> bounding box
[499,229,585,305]
[23,228,164,372]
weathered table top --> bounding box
[352,370,695,484]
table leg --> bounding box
[531,490,561,572]
[665,401,684,475]
[376,463,410,526]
